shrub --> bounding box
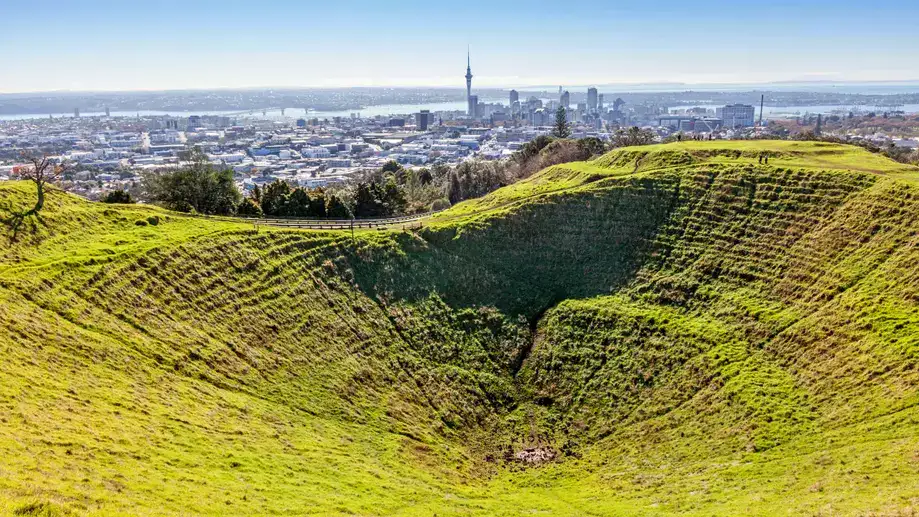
[236,197,263,217]
[134,219,148,226]
[101,190,134,204]
[430,198,451,212]
[146,216,160,226]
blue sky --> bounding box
[1,0,918,92]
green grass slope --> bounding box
[2,141,919,516]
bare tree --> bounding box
[1,153,67,240]
[17,154,66,216]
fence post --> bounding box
[350,218,354,243]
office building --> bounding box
[717,104,756,128]
[468,95,479,118]
[415,110,432,131]
[74,108,80,118]
[587,87,598,113]
[560,90,570,108]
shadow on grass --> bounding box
[0,201,43,243]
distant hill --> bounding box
[1,141,918,516]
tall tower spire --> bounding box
[465,47,474,117]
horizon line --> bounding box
[4,79,919,96]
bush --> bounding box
[236,197,263,217]
[447,160,509,205]
[430,198,451,211]
[146,216,160,226]
[134,219,148,226]
[101,190,134,204]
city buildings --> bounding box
[0,59,785,205]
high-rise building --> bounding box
[415,110,432,131]
[105,106,110,117]
[73,108,80,118]
[587,88,598,113]
[598,94,604,112]
[717,104,756,128]
[468,95,479,118]
[465,49,474,117]
[509,89,519,106]
[560,90,570,108]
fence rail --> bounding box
[217,209,443,230]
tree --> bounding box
[447,171,463,205]
[307,188,327,217]
[1,154,68,239]
[143,147,240,214]
[381,160,403,175]
[611,126,656,148]
[382,177,407,215]
[536,140,593,169]
[510,135,555,179]
[286,188,311,217]
[260,180,292,216]
[236,197,263,217]
[576,137,607,157]
[418,168,433,185]
[16,154,66,216]
[326,193,352,219]
[102,190,134,204]
[353,182,386,218]
[552,106,571,138]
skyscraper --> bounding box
[465,49,474,117]
[560,91,570,109]
[587,88,598,113]
[416,110,432,131]
[509,89,520,117]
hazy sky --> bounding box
[2,0,918,93]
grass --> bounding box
[1,141,919,515]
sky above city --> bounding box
[2,0,919,93]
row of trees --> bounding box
[241,180,352,218]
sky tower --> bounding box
[465,48,474,116]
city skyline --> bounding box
[3,0,919,93]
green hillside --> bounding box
[2,141,919,516]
